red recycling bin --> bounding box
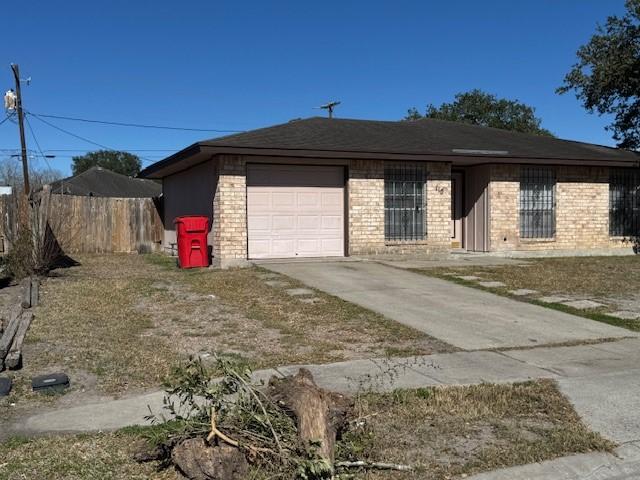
[174,216,210,268]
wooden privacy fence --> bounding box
[0,193,163,254]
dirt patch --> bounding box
[337,380,614,479]
[136,275,291,364]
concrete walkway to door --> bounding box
[263,261,635,350]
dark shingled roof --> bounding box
[49,166,162,198]
[202,117,639,160]
[140,117,640,177]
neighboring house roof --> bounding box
[140,117,640,178]
[49,166,162,197]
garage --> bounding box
[247,164,345,259]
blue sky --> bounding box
[0,0,628,176]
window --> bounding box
[610,168,640,237]
[520,167,555,239]
[384,163,426,241]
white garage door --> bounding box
[247,164,345,259]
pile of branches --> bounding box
[136,356,412,479]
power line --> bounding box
[0,149,178,161]
[0,148,58,157]
[27,112,156,164]
[2,154,168,161]
[0,149,170,160]
[0,113,16,127]
[23,113,57,175]
[28,112,115,150]
[29,112,245,133]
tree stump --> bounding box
[268,368,351,465]
[171,438,249,480]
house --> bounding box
[49,166,162,198]
[139,117,640,267]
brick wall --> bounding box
[347,159,451,255]
[489,165,520,251]
[209,158,628,264]
[212,156,453,265]
[489,164,631,252]
[212,155,248,266]
[348,159,385,253]
[426,162,452,251]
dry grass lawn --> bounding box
[1,254,450,417]
[415,255,640,331]
[0,432,177,480]
[426,256,640,298]
[0,380,612,480]
[337,379,614,479]
[3,255,181,418]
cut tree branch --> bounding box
[207,409,240,448]
[206,408,276,456]
[336,460,414,471]
[230,370,285,456]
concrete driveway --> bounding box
[264,261,635,350]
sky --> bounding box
[0,0,629,176]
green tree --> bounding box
[404,107,423,121]
[405,89,554,136]
[71,150,141,177]
[558,0,640,149]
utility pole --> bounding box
[11,64,29,195]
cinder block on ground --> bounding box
[538,295,570,304]
[299,297,322,304]
[257,273,280,280]
[509,289,539,296]
[562,299,606,310]
[285,288,315,296]
[609,311,640,320]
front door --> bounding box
[451,172,463,248]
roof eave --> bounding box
[138,143,203,178]
[141,144,640,178]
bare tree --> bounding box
[0,159,21,187]
[0,158,63,191]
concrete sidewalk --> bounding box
[502,339,640,444]
[8,349,553,437]
[9,338,640,443]
[264,261,635,350]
